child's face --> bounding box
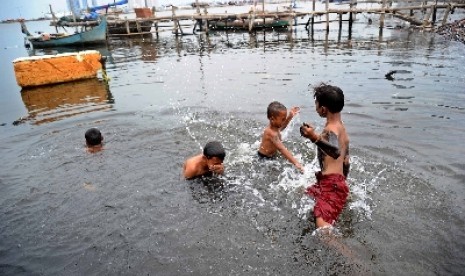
[271,110,287,128]
[315,100,326,118]
[206,157,223,172]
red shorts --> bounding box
[306,172,349,225]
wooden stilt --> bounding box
[311,0,315,35]
[125,20,131,34]
[422,7,433,27]
[442,4,451,26]
[325,0,329,34]
[136,20,142,33]
[338,12,342,32]
[203,6,209,34]
[380,0,387,30]
[171,6,178,35]
[155,22,159,38]
[432,1,438,25]
[49,5,59,33]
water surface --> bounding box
[1,10,465,275]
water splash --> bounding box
[174,108,388,230]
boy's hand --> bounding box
[289,106,300,117]
[209,164,224,175]
[300,123,315,139]
[300,123,322,143]
[296,163,305,173]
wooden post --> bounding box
[289,1,293,32]
[262,0,265,28]
[432,0,438,25]
[348,0,353,39]
[442,4,451,26]
[195,0,202,32]
[422,7,433,28]
[195,0,200,15]
[325,0,329,34]
[338,12,342,33]
[380,0,387,30]
[311,0,315,35]
[249,7,256,32]
[125,20,131,34]
[203,6,209,34]
[352,0,357,21]
[49,4,58,33]
[172,6,178,36]
[136,20,142,33]
[155,21,159,38]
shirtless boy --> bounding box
[300,83,350,229]
[258,101,304,172]
[183,141,226,179]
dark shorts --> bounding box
[257,151,275,160]
[306,172,349,225]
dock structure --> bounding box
[52,1,465,36]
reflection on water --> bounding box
[20,78,113,125]
[109,36,158,62]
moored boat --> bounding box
[21,17,107,48]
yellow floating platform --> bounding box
[13,50,103,88]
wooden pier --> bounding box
[52,1,465,36]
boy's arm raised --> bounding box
[280,106,300,131]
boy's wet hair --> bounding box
[313,83,344,113]
[85,128,103,146]
[203,141,226,161]
[267,101,287,119]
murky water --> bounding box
[1,7,465,275]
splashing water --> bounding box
[174,106,388,231]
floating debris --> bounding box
[436,18,465,44]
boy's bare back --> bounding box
[319,121,350,176]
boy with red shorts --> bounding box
[300,83,350,229]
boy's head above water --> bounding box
[203,141,226,162]
[267,101,288,129]
[183,141,226,179]
[85,128,103,147]
[203,141,226,174]
[267,101,287,119]
[313,83,345,113]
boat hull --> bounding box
[27,18,107,48]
